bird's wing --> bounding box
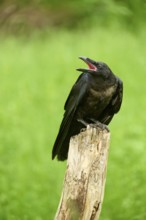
[100,78,123,124]
[52,73,89,159]
[111,77,123,113]
[64,73,88,110]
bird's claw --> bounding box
[89,119,110,132]
[77,118,109,132]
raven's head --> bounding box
[76,56,113,78]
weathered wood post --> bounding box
[55,124,110,220]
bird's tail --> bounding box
[52,119,83,161]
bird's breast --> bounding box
[76,85,116,119]
[89,86,116,98]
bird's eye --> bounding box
[97,64,102,69]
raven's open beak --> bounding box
[76,56,97,72]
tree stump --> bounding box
[55,124,110,220]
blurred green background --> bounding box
[0,0,146,219]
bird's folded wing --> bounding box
[52,73,89,159]
[100,78,123,124]
[111,78,123,113]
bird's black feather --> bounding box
[52,73,89,160]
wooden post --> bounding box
[55,124,110,220]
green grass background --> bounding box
[0,28,146,219]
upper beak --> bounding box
[79,56,88,63]
[76,56,97,72]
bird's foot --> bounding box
[77,119,88,126]
[77,119,89,132]
[89,119,110,132]
[77,118,109,132]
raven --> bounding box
[52,57,123,161]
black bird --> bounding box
[52,57,123,161]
